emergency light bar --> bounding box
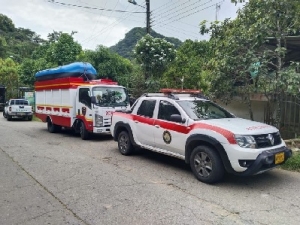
[160,89,201,94]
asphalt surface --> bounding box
[1,116,300,225]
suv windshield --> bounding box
[92,86,129,107]
[177,100,235,120]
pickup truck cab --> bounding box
[3,99,33,121]
[111,89,292,184]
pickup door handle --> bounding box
[134,120,139,123]
[154,125,160,128]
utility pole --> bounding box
[128,0,150,34]
[146,0,150,34]
[215,3,221,21]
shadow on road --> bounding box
[129,148,294,188]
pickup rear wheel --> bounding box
[190,145,224,184]
[80,121,89,140]
[118,131,134,155]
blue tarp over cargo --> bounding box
[35,62,97,81]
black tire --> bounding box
[117,131,134,155]
[7,115,12,121]
[28,116,33,121]
[47,118,57,133]
[190,145,224,184]
[3,111,6,118]
[80,121,89,140]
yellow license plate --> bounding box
[275,152,285,164]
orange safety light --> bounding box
[160,88,201,94]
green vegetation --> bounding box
[281,152,300,172]
[32,115,41,122]
[1,0,300,127]
[109,27,182,59]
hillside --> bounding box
[109,27,182,59]
[0,14,44,62]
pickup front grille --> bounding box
[253,132,282,148]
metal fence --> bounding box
[265,94,300,139]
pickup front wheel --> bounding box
[190,145,224,184]
[117,131,134,155]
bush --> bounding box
[280,152,300,172]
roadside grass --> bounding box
[33,115,41,122]
[280,151,300,172]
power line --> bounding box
[153,0,224,28]
[156,0,203,18]
[152,0,212,27]
[82,4,144,47]
[152,0,181,13]
[47,0,145,13]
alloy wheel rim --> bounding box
[119,135,128,152]
[194,152,213,178]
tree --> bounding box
[0,58,19,98]
[200,0,300,123]
[46,33,82,66]
[19,58,54,87]
[79,46,133,83]
[134,34,176,91]
[163,40,212,93]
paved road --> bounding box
[1,117,300,225]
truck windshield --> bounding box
[177,100,235,120]
[92,86,129,107]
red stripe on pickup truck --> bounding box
[113,112,236,144]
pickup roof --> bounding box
[3,99,33,121]
[111,91,292,184]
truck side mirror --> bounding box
[91,96,96,104]
[170,114,186,123]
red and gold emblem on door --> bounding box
[163,130,172,144]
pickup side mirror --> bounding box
[91,96,96,104]
[170,114,186,123]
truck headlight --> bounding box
[95,114,103,126]
[235,135,256,149]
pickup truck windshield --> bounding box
[92,87,129,107]
[177,100,235,120]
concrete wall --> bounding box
[216,100,268,123]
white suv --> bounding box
[111,90,292,183]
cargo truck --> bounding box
[34,62,130,140]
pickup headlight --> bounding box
[95,114,103,127]
[235,135,256,149]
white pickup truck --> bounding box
[111,89,292,184]
[3,99,33,121]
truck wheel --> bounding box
[7,115,12,121]
[28,116,33,121]
[47,119,57,133]
[80,121,89,140]
[190,145,224,184]
[117,131,134,155]
[3,111,6,118]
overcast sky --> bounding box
[1,0,244,50]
